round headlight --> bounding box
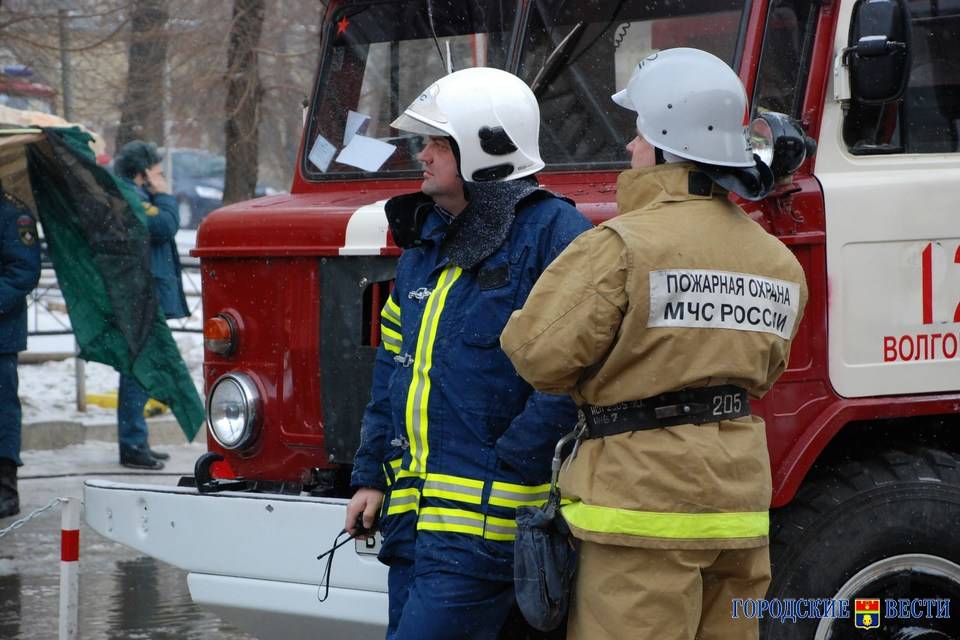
[749,111,816,179]
[749,117,775,169]
[206,372,260,449]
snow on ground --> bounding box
[20,230,204,425]
[19,333,204,425]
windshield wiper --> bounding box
[530,21,586,97]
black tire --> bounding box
[763,447,960,640]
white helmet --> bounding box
[391,67,544,182]
[612,48,754,168]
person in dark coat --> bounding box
[345,68,591,640]
[112,140,189,470]
[0,184,42,518]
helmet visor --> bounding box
[390,112,450,138]
[611,87,634,110]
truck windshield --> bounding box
[303,0,748,180]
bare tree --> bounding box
[116,0,168,148]
[2,1,321,192]
[223,0,264,205]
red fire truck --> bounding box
[85,0,960,638]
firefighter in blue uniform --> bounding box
[345,67,591,639]
[0,185,42,519]
[112,141,189,470]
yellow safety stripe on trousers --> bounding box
[422,473,484,505]
[382,294,401,326]
[380,325,402,354]
[561,502,770,540]
[418,507,484,536]
[489,481,551,508]
[404,266,462,474]
[386,487,421,516]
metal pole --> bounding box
[57,9,74,121]
[74,339,85,412]
[58,498,80,640]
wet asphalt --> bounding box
[0,443,254,639]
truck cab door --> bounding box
[818,0,960,397]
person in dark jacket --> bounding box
[0,185,42,518]
[112,140,189,470]
[344,68,591,640]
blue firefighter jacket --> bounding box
[0,191,41,355]
[351,188,591,581]
[123,179,189,319]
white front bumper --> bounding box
[83,480,388,639]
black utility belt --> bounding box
[580,385,751,439]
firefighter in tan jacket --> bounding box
[501,48,808,640]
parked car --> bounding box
[163,148,280,229]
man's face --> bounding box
[626,132,656,169]
[417,136,463,200]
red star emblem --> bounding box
[337,16,349,36]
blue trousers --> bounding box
[118,373,149,451]
[386,560,516,640]
[0,354,21,465]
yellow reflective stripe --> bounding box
[427,473,483,489]
[381,325,402,354]
[417,507,484,536]
[405,266,462,474]
[423,473,484,505]
[383,342,401,355]
[381,308,401,327]
[382,458,403,487]
[489,481,551,508]
[561,502,770,540]
[396,468,426,480]
[384,295,401,323]
[386,487,420,516]
[483,515,517,541]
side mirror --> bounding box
[845,0,911,104]
[749,112,817,180]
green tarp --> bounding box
[25,127,203,441]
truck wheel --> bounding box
[763,447,960,640]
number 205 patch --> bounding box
[712,393,743,416]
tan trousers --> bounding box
[567,542,771,640]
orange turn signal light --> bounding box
[204,314,237,356]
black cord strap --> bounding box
[316,529,357,603]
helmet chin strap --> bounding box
[655,148,687,165]
[698,155,774,202]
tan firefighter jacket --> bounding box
[500,163,808,549]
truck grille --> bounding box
[319,256,397,463]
